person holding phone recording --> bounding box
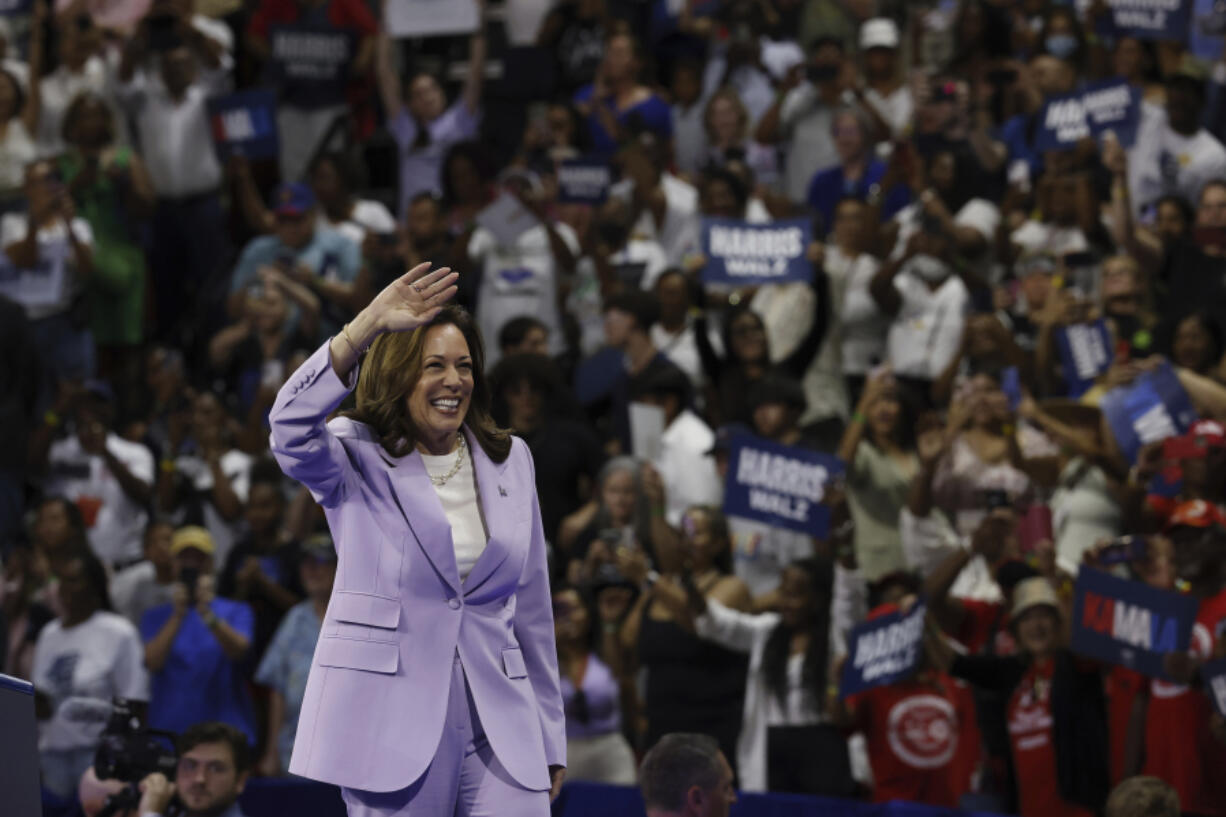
[267,263,566,815]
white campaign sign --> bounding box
[385,0,480,37]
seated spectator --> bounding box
[574,24,672,154]
[1,537,55,679]
[111,519,178,626]
[617,508,751,784]
[631,365,721,527]
[226,183,360,341]
[1,159,96,387]
[498,315,551,359]
[32,548,148,798]
[135,721,251,817]
[218,459,301,666]
[929,577,1109,817]
[59,92,155,378]
[140,526,256,742]
[489,353,603,550]
[640,732,737,817]
[37,380,154,569]
[654,556,856,796]
[837,371,919,581]
[552,583,636,784]
[375,10,485,212]
[254,533,334,776]
[156,391,253,567]
[807,106,908,234]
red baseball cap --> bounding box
[1166,499,1226,530]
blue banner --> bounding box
[1035,93,1089,153]
[558,158,612,205]
[1071,568,1200,679]
[1191,0,1226,60]
[208,89,280,160]
[267,22,355,109]
[1101,0,1194,41]
[722,433,843,538]
[1100,361,1197,464]
[1055,320,1113,397]
[701,218,813,286]
[1081,78,1142,149]
[840,600,928,698]
[1204,657,1226,716]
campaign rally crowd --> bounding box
[6,0,1226,814]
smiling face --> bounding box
[406,324,474,448]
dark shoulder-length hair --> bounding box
[342,305,512,463]
[761,557,833,714]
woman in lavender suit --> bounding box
[268,263,565,815]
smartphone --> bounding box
[1099,535,1147,565]
[179,566,200,606]
[982,488,1012,511]
[807,63,840,84]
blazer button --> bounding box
[448,598,461,610]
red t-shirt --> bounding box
[1105,665,1145,785]
[1144,588,1226,816]
[1006,658,1094,817]
[849,673,975,807]
[957,598,1017,657]
[248,0,377,41]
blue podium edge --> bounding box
[0,672,34,695]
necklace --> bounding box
[426,435,466,487]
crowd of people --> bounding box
[3,0,1226,815]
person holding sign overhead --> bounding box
[376,0,487,214]
[267,264,566,815]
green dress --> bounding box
[58,148,146,346]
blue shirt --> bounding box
[998,112,1043,181]
[573,85,673,154]
[805,158,909,235]
[254,601,322,772]
[140,598,257,742]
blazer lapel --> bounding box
[379,448,462,598]
[462,428,516,595]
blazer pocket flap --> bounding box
[331,591,401,629]
[317,637,400,674]
[502,646,528,679]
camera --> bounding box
[179,565,200,607]
[807,63,840,84]
[91,699,180,817]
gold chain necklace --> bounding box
[426,435,466,487]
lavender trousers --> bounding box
[340,652,551,817]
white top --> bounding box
[899,507,1002,603]
[1129,105,1226,214]
[110,561,176,626]
[170,449,252,569]
[1010,220,1088,258]
[421,446,488,580]
[886,270,969,380]
[0,119,35,192]
[611,172,700,267]
[0,213,94,319]
[45,433,154,566]
[31,611,149,751]
[779,83,838,203]
[117,67,230,198]
[37,57,114,156]
[672,99,709,177]
[863,85,914,139]
[839,251,888,375]
[655,409,722,527]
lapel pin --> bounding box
[499,486,507,497]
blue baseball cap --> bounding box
[272,183,316,217]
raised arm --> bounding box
[374,3,403,120]
[461,1,488,116]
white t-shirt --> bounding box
[1129,105,1226,214]
[170,449,253,569]
[37,57,114,156]
[421,446,488,580]
[886,270,969,380]
[672,100,709,178]
[779,84,837,203]
[470,220,579,367]
[318,199,397,247]
[892,199,1000,261]
[652,318,720,392]
[612,237,670,292]
[44,433,155,567]
[839,251,888,376]
[612,173,700,267]
[864,84,915,139]
[656,410,722,528]
[110,561,176,626]
[0,119,35,192]
[0,213,94,319]
[31,611,149,751]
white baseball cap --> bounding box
[860,18,900,50]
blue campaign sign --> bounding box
[558,158,612,205]
[1100,361,1197,464]
[722,433,843,538]
[1081,79,1142,149]
[1191,0,1226,60]
[207,89,279,160]
[1035,93,1089,153]
[701,218,812,286]
[1055,320,1113,397]
[1071,568,1200,679]
[1103,0,1194,41]
[267,22,355,108]
[840,600,928,698]
[1204,657,1226,717]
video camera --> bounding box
[88,699,179,817]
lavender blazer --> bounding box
[267,341,565,793]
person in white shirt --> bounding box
[856,19,913,143]
[116,36,231,346]
[610,135,700,267]
[111,519,178,626]
[870,227,975,397]
[31,549,149,798]
[652,269,719,394]
[466,170,579,367]
[41,381,154,568]
[630,366,721,527]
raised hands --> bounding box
[368,262,459,334]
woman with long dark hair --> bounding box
[652,555,856,795]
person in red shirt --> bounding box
[930,577,1110,817]
[1142,502,1226,816]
